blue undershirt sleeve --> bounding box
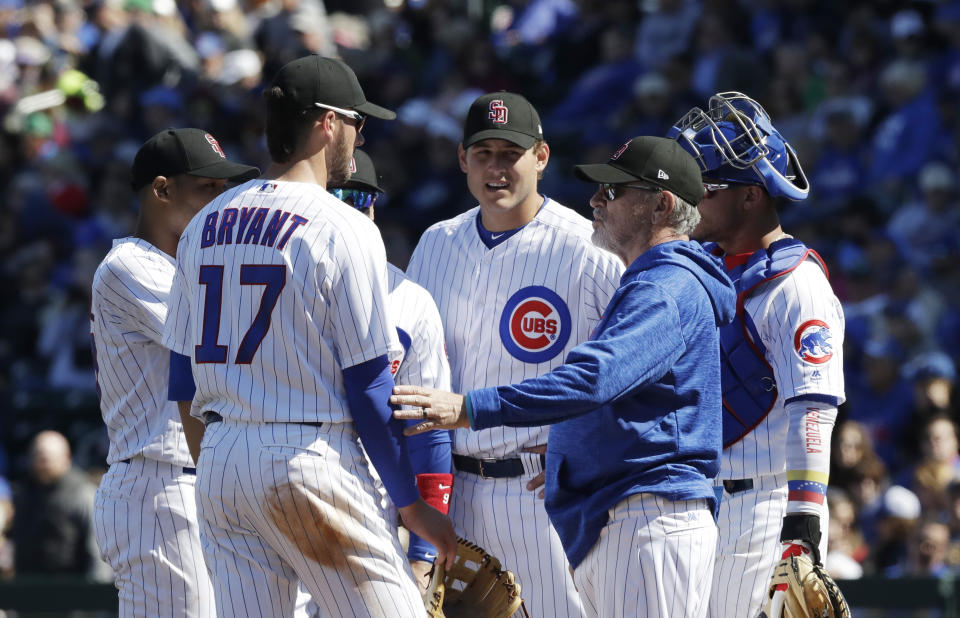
[405,431,452,562]
[167,351,196,401]
[343,355,419,508]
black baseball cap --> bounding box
[462,92,543,149]
[270,55,395,120]
[339,149,384,193]
[574,136,705,205]
[131,128,259,190]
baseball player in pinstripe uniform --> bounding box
[90,127,258,617]
[669,92,845,617]
[393,136,737,618]
[328,149,454,594]
[404,92,623,617]
[161,55,456,618]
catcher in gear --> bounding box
[424,537,529,618]
[758,553,851,618]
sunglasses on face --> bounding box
[313,102,367,133]
[331,187,378,209]
[599,182,662,201]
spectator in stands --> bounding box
[825,488,866,580]
[864,485,922,574]
[886,161,960,275]
[902,415,960,516]
[11,431,110,581]
[885,519,952,578]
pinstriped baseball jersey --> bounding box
[386,263,451,393]
[91,237,214,618]
[406,199,623,458]
[719,258,845,479]
[90,237,191,467]
[161,179,400,422]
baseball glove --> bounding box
[424,537,529,618]
[759,554,851,618]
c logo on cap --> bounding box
[499,286,571,363]
[489,99,508,125]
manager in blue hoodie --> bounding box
[393,136,736,618]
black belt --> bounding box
[119,458,196,476]
[453,453,544,479]
[202,411,323,428]
[722,478,755,494]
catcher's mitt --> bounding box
[759,554,851,618]
[424,537,529,618]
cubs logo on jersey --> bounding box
[488,99,508,124]
[498,286,571,363]
[794,319,833,364]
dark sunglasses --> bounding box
[599,182,662,201]
[331,188,378,209]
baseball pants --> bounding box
[451,452,585,618]
[573,494,717,618]
[94,456,214,618]
[709,472,829,618]
[196,419,424,618]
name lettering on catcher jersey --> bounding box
[499,286,571,363]
[199,208,309,250]
[794,320,834,364]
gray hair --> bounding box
[666,194,701,236]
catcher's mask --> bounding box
[667,91,810,201]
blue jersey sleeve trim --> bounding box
[784,394,840,407]
[343,356,419,508]
[167,351,196,401]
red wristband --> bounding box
[416,473,453,515]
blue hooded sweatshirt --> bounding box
[468,240,736,568]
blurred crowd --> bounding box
[1,0,959,592]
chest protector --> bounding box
[706,238,828,448]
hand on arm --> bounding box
[391,386,471,434]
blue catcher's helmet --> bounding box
[667,91,810,201]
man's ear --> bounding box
[457,143,468,174]
[652,191,675,225]
[742,184,767,212]
[152,176,170,201]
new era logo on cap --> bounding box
[657,169,670,180]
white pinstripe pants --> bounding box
[94,457,214,618]
[573,494,717,618]
[451,453,585,618]
[196,420,424,618]
[709,473,787,618]
[708,472,829,618]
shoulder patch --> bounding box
[794,320,834,364]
